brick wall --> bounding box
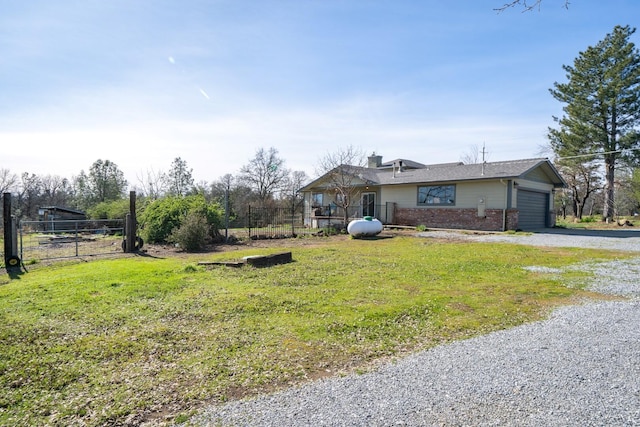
[395,207,518,231]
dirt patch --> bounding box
[139,231,417,259]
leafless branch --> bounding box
[494,0,570,13]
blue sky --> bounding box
[1,0,639,187]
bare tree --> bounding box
[459,144,490,164]
[211,174,255,226]
[282,170,309,209]
[556,160,601,219]
[460,145,479,164]
[136,168,167,199]
[495,0,570,12]
[193,180,210,197]
[41,175,71,206]
[315,145,367,224]
[239,147,289,206]
[0,168,18,194]
[210,174,235,201]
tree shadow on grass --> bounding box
[351,234,395,241]
[538,227,640,239]
[133,251,165,259]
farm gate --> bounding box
[18,218,126,263]
[3,191,139,268]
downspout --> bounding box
[500,179,509,231]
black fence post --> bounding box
[291,201,295,237]
[224,187,229,243]
[125,191,137,253]
[3,193,21,270]
[3,193,13,265]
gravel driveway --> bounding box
[419,227,640,253]
[188,229,640,427]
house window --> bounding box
[311,192,323,207]
[418,185,456,206]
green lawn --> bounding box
[0,235,627,426]
[555,215,638,229]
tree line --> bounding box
[1,147,312,251]
[0,147,308,223]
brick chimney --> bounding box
[368,153,382,168]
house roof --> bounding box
[301,158,566,191]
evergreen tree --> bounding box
[88,159,128,203]
[549,25,640,220]
[166,157,194,197]
[73,160,127,210]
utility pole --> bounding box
[481,143,488,176]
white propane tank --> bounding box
[347,216,383,237]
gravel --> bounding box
[187,230,640,427]
[418,227,640,253]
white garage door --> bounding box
[517,190,548,230]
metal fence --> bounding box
[305,203,395,229]
[245,206,305,240]
[18,219,125,263]
[237,203,395,240]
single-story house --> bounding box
[300,154,566,231]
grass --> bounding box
[0,235,631,426]
[555,215,637,229]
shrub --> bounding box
[87,199,130,219]
[139,195,223,244]
[169,211,209,251]
[578,216,598,223]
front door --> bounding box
[362,192,376,217]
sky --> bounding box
[1,0,639,189]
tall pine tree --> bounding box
[549,25,640,220]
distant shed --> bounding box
[38,206,87,221]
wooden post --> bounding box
[125,191,137,252]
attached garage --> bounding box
[517,190,549,230]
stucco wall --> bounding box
[380,180,510,210]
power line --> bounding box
[556,147,640,161]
